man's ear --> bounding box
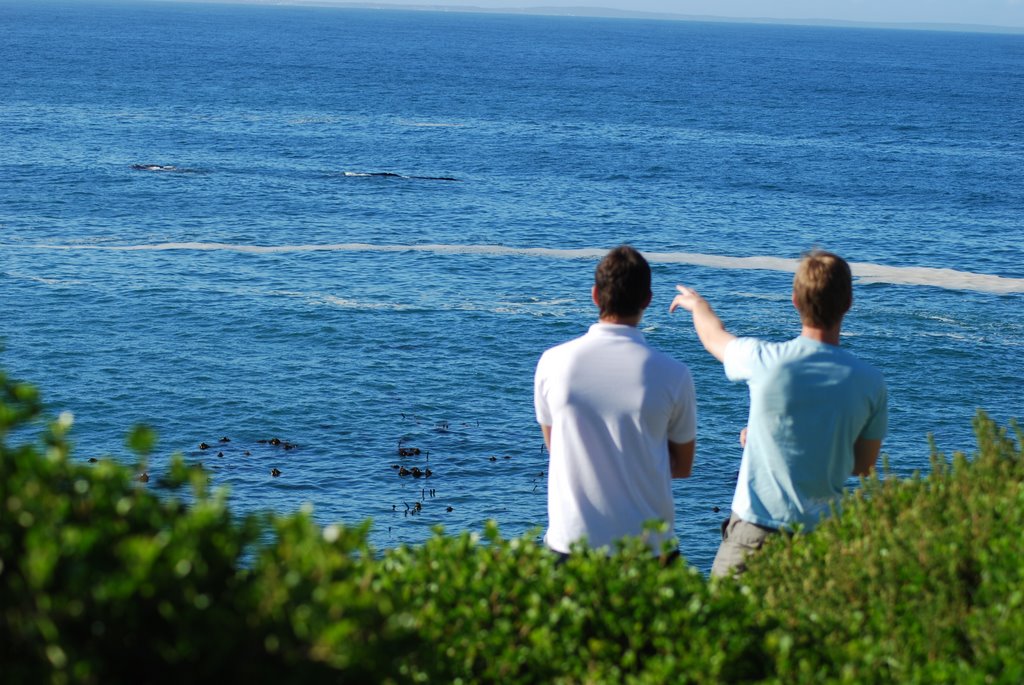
[642,289,653,310]
[591,285,600,307]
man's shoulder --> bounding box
[727,335,790,351]
[540,331,589,356]
[840,348,886,385]
[645,344,692,376]
[808,344,886,395]
[628,343,693,399]
[724,336,823,381]
[537,331,593,370]
[723,335,776,364]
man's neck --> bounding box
[599,314,642,327]
[801,324,842,346]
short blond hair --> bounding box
[793,250,852,329]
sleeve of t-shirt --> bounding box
[667,367,697,445]
[859,378,888,441]
[534,354,551,426]
[722,337,765,382]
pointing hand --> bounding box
[669,285,705,314]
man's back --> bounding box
[535,323,696,553]
[670,250,888,576]
[725,336,887,530]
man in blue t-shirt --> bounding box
[670,250,887,577]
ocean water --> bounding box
[1,0,1022,572]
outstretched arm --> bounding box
[669,285,736,363]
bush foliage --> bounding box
[1,370,1021,683]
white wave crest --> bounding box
[7,242,1024,294]
[320,295,417,311]
[4,271,84,286]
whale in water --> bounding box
[131,164,203,173]
[343,171,459,182]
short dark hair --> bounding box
[594,245,651,319]
[792,250,852,329]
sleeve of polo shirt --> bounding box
[859,379,888,441]
[722,337,765,382]
[534,354,552,426]
[667,368,697,445]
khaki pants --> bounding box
[710,512,778,578]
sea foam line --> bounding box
[11,242,1024,294]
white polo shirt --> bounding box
[534,323,697,554]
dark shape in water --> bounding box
[88,457,98,463]
[271,468,282,477]
[446,506,453,513]
[131,164,203,174]
[138,472,149,483]
[199,442,210,450]
[219,436,230,443]
[343,171,459,182]
[132,164,178,172]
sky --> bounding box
[300,0,1024,29]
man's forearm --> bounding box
[852,438,881,476]
[669,440,695,479]
[669,285,737,362]
[691,302,735,363]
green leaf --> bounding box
[125,424,157,456]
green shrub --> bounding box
[376,525,772,684]
[743,412,1024,684]
[2,367,1022,684]
[0,370,410,684]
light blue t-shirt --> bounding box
[724,336,887,531]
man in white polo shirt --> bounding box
[670,250,887,577]
[534,245,697,558]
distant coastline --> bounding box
[161,0,1024,35]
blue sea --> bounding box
[1,0,1022,572]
